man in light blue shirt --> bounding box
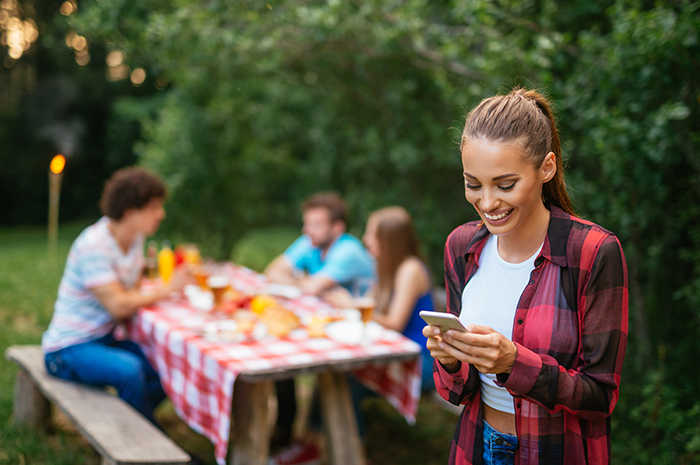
[264,192,375,454]
[265,192,374,295]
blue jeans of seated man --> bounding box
[44,332,166,425]
[483,419,518,465]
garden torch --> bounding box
[48,154,66,263]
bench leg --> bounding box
[230,379,272,465]
[318,371,365,465]
[13,370,51,429]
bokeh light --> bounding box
[60,0,77,16]
[0,0,39,61]
[130,67,146,86]
[106,50,129,81]
[106,50,124,67]
[155,75,169,90]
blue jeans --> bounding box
[483,419,518,465]
[44,332,166,425]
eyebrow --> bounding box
[463,172,519,181]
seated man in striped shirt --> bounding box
[42,167,189,425]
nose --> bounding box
[479,187,499,212]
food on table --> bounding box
[259,303,301,337]
[250,295,278,314]
[307,315,332,338]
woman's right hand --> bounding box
[423,325,461,372]
[322,286,355,308]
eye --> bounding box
[464,181,481,190]
[498,182,516,191]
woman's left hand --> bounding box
[439,324,518,375]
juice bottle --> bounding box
[158,240,175,283]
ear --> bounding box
[332,220,346,236]
[540,152,557,183]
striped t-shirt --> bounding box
[42,217,144,353]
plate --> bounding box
[261,283,303,300]
[325,320,383,345]
[199,319,267,342]
[184,285,214,311]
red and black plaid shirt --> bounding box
[434,205,628,464]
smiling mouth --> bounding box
[483,209,513,221]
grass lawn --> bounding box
[0,220,457,465]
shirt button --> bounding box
[517,319,523,325]
[495,438,505,446]
[529,280,535,285]
[517,403,521,408]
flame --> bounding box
[50,155,66,174]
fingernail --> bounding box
[433,328,441,335]
[438,342,445,349]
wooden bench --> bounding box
[5,345,191,465]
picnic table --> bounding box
[128,263,423,465]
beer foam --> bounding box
[207,275,230,288]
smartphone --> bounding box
[419,310,468,333]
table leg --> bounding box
[318,371,365,465]
[230,379,272,465]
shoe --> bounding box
[269,441,322,465]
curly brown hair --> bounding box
[99,167,166,220]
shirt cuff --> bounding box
[435,359,470,390]
[498,342,542,395]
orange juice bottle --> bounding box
[158,240,175,283]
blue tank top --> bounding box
[402,290,434,352]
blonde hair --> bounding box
[461,88,575,215]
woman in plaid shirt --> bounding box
[424,89,628,464]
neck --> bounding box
[107,218,137,254]
[320,232,343,257]
[496,202,550,263]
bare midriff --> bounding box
[483,403,517,436]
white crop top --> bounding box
[460,234,543,414]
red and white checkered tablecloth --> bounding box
[129,264,422,465]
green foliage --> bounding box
[63,0,700,462]
[230,227,300,273]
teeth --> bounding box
[484,210,511,220]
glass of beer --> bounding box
[207,274,230,311]
[352,278,375,343]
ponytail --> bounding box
[461,88,575,216]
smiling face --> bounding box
[461,139,556,240]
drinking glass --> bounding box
[352,278,375,343]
